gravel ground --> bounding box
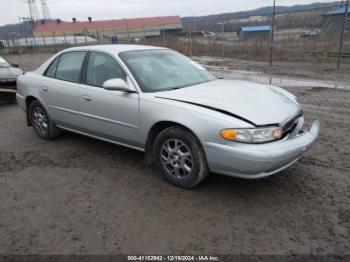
[0,54,349,256]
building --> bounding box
[33,16,183,40]
[238,25,271,40]
[249,16,269,23]
[321,7,350,36]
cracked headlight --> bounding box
[220,126,283,143]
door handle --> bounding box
[81,95,92,101]
[40,86,48,92]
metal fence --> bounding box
[1,0,349,69]
[180,0,350,69]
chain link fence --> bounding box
[1,1,349,69]
[179,1,350,69]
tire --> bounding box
[153,126,209,188]
[29,100,61,140]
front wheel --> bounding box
[29,100,60,140]
[153,126,209,188]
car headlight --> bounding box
[220,126,283,143]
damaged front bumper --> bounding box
[203,120,320,179]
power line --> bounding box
[41,0,51,20]
[25,0,41,21]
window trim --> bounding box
[80,51,90,84]
[43,55,60,78]
[43,51,88,84]
[41,49,141,93]
[82,50,128,89]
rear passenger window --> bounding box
[56,52,86,82]
[45,57,59,78]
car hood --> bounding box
[0,67,23,79]
[156,79,301,126]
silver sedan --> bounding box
[16,45,320,188]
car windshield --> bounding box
[119,49,216,93]
[0,57,11,68]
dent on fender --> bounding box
[155,96,257,126]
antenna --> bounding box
[40,0,51,20]
[25,0,41,21]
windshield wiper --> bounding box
[167,79,214,91]
[166,85,188,91]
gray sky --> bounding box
[0,0,332,25]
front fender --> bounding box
[139,95,254,147]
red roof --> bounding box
[34,16,182,33]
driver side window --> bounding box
[86,52,127,87]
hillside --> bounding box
[181,1,342,32]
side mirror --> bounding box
[11,63,19,68]
[103,78,135,92]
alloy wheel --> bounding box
[160,139,193,179]
[32,107,48,136]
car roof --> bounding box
[63,44,167,54]
[34,44,169,76]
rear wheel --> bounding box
[153,126,209,188]
[29,100,60,140]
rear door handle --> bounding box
[81,95,92,101]
[40,86,48,92]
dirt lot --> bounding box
[195,56,350,84]
[0,54,350,255]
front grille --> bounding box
[0,79,16,87]
[282,110,304,133]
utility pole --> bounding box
[18,17,31,38]
[269,0,276,66]
[162,24,166,47]
[18,17,23,38]
[126,21,130,43]
[188,23,192,57]
[337,0,349,70]
[221,23,225,60]
[217,22,229,62]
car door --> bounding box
[78,51,141,148]
[40,51,87,130]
